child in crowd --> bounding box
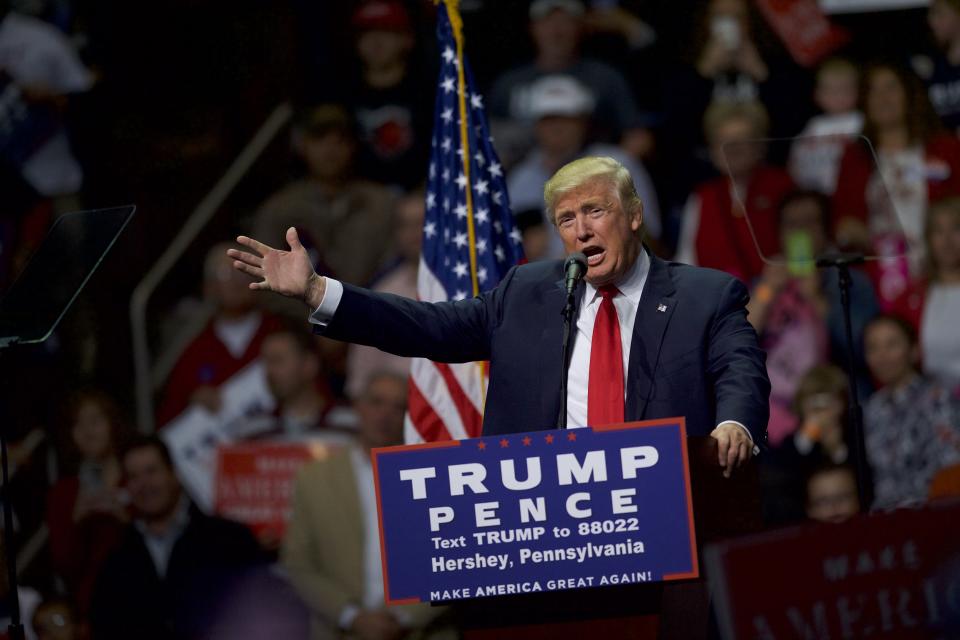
[788,58,864,195]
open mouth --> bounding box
[583,246,605,266]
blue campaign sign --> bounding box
[371,418,699,604]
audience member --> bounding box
[747,191,878,435]
[0,1,93,204]
[157,243,283,426]
[342,0,432,190]
[761,365,852,525]
[661,0,811,207]
[255,326,334,439]
[282,372,451,640]
[676,100,793,282]
[863,314,960,509]
[46,390,128,615]
[913,0,960,131]
[891,197,960,393]
[833,62,960,304]
[805,463,861,523]
[507,74,660,258]
[32,597,81,640]
[788,58,864,195]
[0,529,40,640]
[345,191,423,400]
[489,0,648,165]
[253,105,396,290]
[90,436,264,640]
[514,206,551,262]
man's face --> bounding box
[262,334,315,404]
[299,130,354,182]
[356,376,407,450]
[535,115,589,158]
[554,178,643,287]
[806,470,860,523]
[206,254,256,314]
[124,447,182,521]
[355,29,413,71]
[929,0,960,47]
[530,9,581,60]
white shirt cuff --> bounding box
[338,604,360,630]
[308,278,343,327]
[717,420,760,456]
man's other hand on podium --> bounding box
[711,422,753,479]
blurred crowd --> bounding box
[2,0,960,638]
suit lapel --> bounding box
[626,252,677,420]
[538,277,584,430]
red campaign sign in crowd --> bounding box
[706,501,960,639]
[215,442,339,539]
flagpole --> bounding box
[440,0,487,403]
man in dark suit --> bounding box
[229,156,769,476]
[89,436,265,640]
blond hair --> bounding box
[703,100,770,142]
[542,156,643,222]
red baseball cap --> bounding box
[352,1,412,32]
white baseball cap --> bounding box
[527,75,595,119]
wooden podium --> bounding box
[452,436,764,640]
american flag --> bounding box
[405,1,524,444]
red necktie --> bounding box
[588,285,625,426]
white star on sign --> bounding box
[474,150,485,166]
[493,221,503,234]
[442,47,455,63]
[453,290,467,301]
[456,173,468,189]
[441,108,453,123]
[441,77,456,93]
[476,238,488,254]
[492,191,503,205]
[494,245,505,262]
[475,208,489,224]
[488,162,502,177]
[441,137,452,152]
[426,193,436,209]
[470,93,483,109]
[454,203,467,219]
[423,222,437,239]
[429,163,436,178]
[478,267,488,284]
[453,232,468,248]
[442,168,450,182]
[453,261,468,278]
[509,228,522,244]
[442,197,450,212]
[475,179,489,195]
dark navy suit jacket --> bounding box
[319,251,770,442]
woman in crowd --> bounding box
[863,314,960,509]
[833,62,960,305]
[891,197,960,394]
[46,390,129,614]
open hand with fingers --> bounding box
[227,227,327,309]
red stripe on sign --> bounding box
[433,361,483,438]
[408,378,454,442]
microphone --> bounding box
[563,252,587,295]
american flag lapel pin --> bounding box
[657,303,667,313]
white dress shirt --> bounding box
[309,257,755,447]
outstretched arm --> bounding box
[227,227,326,308]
